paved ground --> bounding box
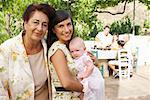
[105,65,150,100]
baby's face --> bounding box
[69,44,85,59]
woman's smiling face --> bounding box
[52,18,73,44]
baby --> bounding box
[69,37,105,100]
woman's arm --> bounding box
[87,51,99,66]
[50,49,83,92]
[78,59,94,79]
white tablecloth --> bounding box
[91,49,117,60]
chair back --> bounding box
[118,49,132,80]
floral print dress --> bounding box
[48,41,80,100]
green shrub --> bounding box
[144,19,150,29]
[110,16,132,35]
[134,25,141,35]
[0,34,10,44]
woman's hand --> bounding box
[87,51,98,66]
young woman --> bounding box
[47,10,83,100]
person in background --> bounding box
[95,25,113,78]
[108,33,119,76]
[69,37,105,100]
[123,34,133,52]
[108,40,133,78]
[110,33,119,50]
[123,34,130,49]
[95,25,113,49]
[0,3,56,99]
[47,10,83,100]
[123,34,134,67]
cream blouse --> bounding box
[28,49,48,100]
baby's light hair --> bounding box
[69,37,86,49]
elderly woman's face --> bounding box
[52,18,73,44]
[24,11,49,41]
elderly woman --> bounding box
[0,3,55,100]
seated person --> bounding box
[110,33,119,50]
[95,26,112,77]
[69,37,105,100]
[95,25,113,49]
[108,40,132,78]
[123,34,132,51]
[120,34,134,65]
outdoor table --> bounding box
[90,49,118,77]
[90,49,117,60]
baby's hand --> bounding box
[77,74,84,81]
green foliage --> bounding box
[144,19,150,28]
[0,34,10,44]
[0,0,26,38]
[89,22,103,40]
[134,25,141,35]
[110,16,132,35]
[139,0,150,9]
[70,0,103,40]
[0,11,7,35]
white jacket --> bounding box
[0,32,51,100]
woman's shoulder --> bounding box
[0,34,21,50]
[50,41,66,50]
[48,41,68,57]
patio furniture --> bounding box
[118,49,132,80]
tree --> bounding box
[110,16,132,34]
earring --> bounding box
[44,30,48,39]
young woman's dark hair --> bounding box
[47,10,75,49]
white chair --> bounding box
[118,49,132,80]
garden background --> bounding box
[0,0,149,44]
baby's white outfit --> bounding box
[74,52,105,100]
